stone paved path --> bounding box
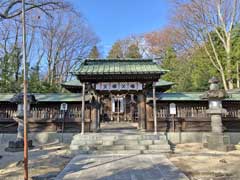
[56,154,189,180]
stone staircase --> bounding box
[70,133,171,154]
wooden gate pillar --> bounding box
[137,93,146,130]
[153,84,157,134]
[90,102,98,132]
[81,83,85,134]
[97,95,101,130]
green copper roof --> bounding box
[0,93,89,102]
[62,79,173,88]
[35,93,88,102]
[1,92,240,102]
[147,92,240,101]
[0,94,14,101]
[155,80,174,87]
[155,92,204,101]
[61,79,82,87]
[75,59,168,75]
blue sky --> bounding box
[67,0,171,56]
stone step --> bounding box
[117,135,141,140]
[102,140,114,146]
[153,139,169,144]
[114,139,139,145]
[125,145,147,150]
[70,144,97,151]
[148,144,171,150]
[98,145,125,151]
[73,134,117,141]
[92,150,142,155]
[71,140,103,146]
[142,149,171,154]
[139,140,154,145]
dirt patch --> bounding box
[0,143,73,180]
[168,143,240,180]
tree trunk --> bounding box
[226,37,233,90]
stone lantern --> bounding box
[5,93,37,152]
[201,77,234,151]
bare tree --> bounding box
[0,0,98,92]
[0,0,67,20]
[172,0,240,90]
[40,10,99,85]
[144,26,186,58]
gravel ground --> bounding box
[0,142,72,180]
[168,143,240,180]
[1,141,240,180]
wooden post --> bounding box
[97,95,100,130]
[117,95,120,122]
[124,96,127,121]
[153,84,157,134]
[22,1,28,179]
[130,94,135,122]
[111,95,114,121]
[81,83,85,134]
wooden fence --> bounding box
[147,101,240,132]
[0,101,240,133]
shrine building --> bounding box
[0,58,240,137]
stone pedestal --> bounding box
[90,104,98,132]
[201,77,234,151]
[5,117,34,152]
[204,133,234,152]
[204,108,234,151]
[137,93,146,130]
[5,93,37,152]
[206,109,226,133]
[5,139,34,152]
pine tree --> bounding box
[125,44,142,58]
[88,46,100,59]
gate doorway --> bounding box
[101,94,138,123]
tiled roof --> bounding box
[0,93,89,102]
[61,79,173,88]
[75,59,168,75]
[155,80,174,87]
[61,79,82,87]
[1,92,240,102]
[147,92,240,101]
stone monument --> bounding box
[5,93,37,152]
[201,77,234,151]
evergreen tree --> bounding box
[160,47,191,91]
[0,47,22,93]
[107,41,124,58]
[88,46,100,59]
[125,44,142,58]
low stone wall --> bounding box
[166,132,240,144]
[0,132,76,145]
[1,132,240,146]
